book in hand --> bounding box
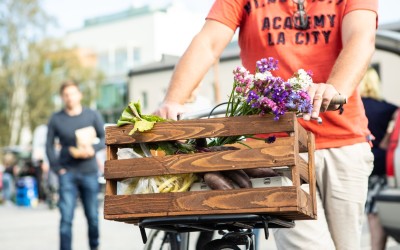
[69,126,97,159]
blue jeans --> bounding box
[58,171,99,250]
[2,172,15,201]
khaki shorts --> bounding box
[273,142,374,250]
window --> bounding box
[98,83,127,110]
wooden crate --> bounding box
[104,113,317,224]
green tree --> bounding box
[0,0,49,147]
[0,0,103,147]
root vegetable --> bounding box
[204,172,234,190]
[244,167,278,178]
[222,170,252,188]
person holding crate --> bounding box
[46,80,105,250]
[155,0,377,249]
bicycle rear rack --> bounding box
[138,214,294,244]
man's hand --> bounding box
[69,146,95,159]
[303,83,340,121]
[154,101,186,120]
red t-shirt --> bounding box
[207,0,378,149]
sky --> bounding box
[43,0,400,36]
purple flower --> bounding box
[230,57,313,120]
[246,90,259,103]
[256,57,279,73]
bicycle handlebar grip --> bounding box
[325,94,347,113]
[330,95,347,105]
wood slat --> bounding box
[307,131,317,217]
[104,188,315,221]
[105,137,296,179]
[297,124,309,153]
[104,187,299,216]
[105,113,296,145]
[105,210,312,221]
[107,212,312,222]
[105,145,117,195]
[298,158,309,184]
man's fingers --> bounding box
[320,98,331,112]
[307,84,317,100]
[155,102,186,120]
[167,111,179,120]
[303,113,311,121]
[303,83,341,121]
[311,93,323,118]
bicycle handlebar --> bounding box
[330,94,347,105]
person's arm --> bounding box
[45,116,63,174]
[380,109,399,150]
[306,10,377,119]
[155,20,235,119]
[93,111,105,152]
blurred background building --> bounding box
[63,3,206,122]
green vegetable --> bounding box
[117,100,167,135]
[130,120,155,135]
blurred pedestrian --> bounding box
[32,124,51,201]
[360,67,398,250]
[1,152,19,204]
[32,124,60,208]
[46,80,105,250]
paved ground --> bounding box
[0,201,399,250]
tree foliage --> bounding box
[25,40,103,133]
[0,0,103,147]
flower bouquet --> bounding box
[115,57,314,194]
[211,57,313,146]
[228,57,313,119]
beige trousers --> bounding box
[273,142,374,250]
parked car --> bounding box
[375,29,400,243]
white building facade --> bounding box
[63,3,205,121]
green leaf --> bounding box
[128,102,141,119]
[142,114,167,122]
[117,101,169,135]
[117,120,133,126]
[175,141,196,153]
[156,142,178,155]
[133,101,142,116]
[120,109,135,121]
[129,120,155,135]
